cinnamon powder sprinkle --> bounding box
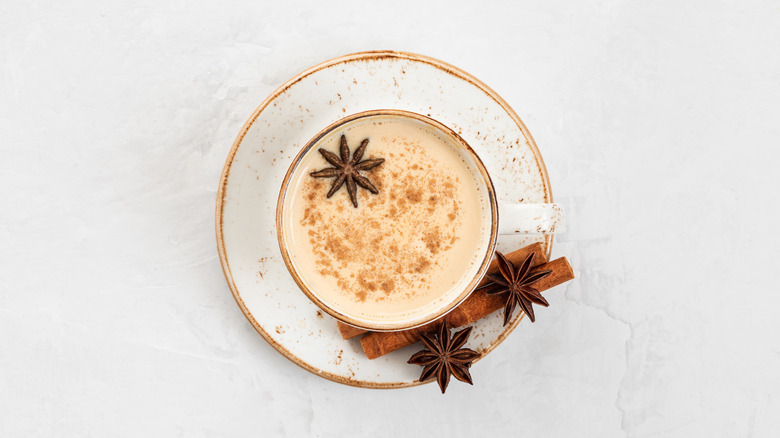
[300,146,463,304]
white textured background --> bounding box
[2,0,779,436]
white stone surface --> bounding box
[1,0,779,436]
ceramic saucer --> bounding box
[216,51,553,388]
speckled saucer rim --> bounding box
[215,50,553,389]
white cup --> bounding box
[277,110,564,331]
[498,203,565,235]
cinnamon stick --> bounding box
[336,242,547,340]
[361,255,574,359]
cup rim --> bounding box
[275,109,499,331]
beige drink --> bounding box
[278,112,495,329]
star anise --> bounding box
[309,134,384,207]
[407,321,481,394]
[475,251,552,325]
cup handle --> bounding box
[498,203,566,235]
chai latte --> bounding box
[280,114,493,325]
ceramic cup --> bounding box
[276,110,564,331]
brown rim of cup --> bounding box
[275,109,499,332]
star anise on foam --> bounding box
[309,134,384,207]
[475,251,552,325]
[407,321,481,394]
